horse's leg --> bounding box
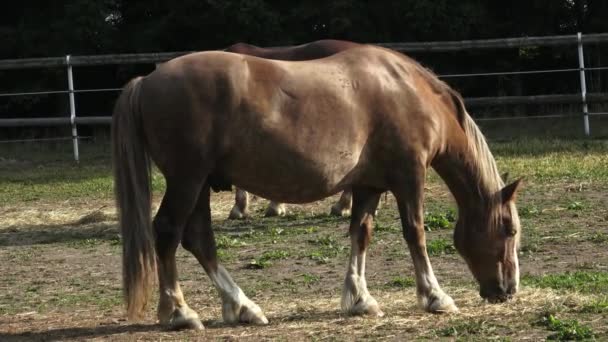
[391,168,458,313]
[228,188,249,219]
[330,190,353,217]
[264,201,286,217]
[182,184,269,325]
[155,177,206,330]
[341,186,383,316]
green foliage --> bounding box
[537,313,594,341]
[216,235,246,249]
[580,297,608,313]
[387,276,415,288]
[247,249,290,269]
[519,206,540,218]
[523,271,608,293]
[301,273,320,285]
[426,238,456,256]
[588,233,608,244]
[307,236,346,264]
[436,320,491,338]
[424,210,455,231]
[567,201,584,211]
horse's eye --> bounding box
[502,217,516,236]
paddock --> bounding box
[0,139,606,340]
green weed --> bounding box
[386,276,415,288]
[424,210,455,231]
[523,271,608,293]
[426,238,456,256]
[537,313,594,340]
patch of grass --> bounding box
[519,205,540,218]
[375,222,400,233]
[304,226,318,234]
[537,313,594,341]
[247,250,290,269]
[301,273,320,285]
[436,320,491,338]
[261,250,290,261]
[567,201,584,211]
[580,297,608,313]
[588,232,608,244]
[307,235,347,264]
[426,238,456,256]
[216,235,247,249]
[523,271,608,293]
[386,276,415,288]
[424,210,455,231]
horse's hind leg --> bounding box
[264,201,286,217]
[228,188,249,219]
[182,184,268,325]
[155,176,206,330]
[330,190,353,217]
[341,186,383,316]
[390,166,458,313]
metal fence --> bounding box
[1,32,607,161]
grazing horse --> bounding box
[223,39,362,219]
[112,44,523,330]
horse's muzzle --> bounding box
[480,283,517,303]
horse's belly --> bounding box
[226,150,358,204]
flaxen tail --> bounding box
[111,76,156,320]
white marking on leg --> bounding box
[158,284,203,330]
[412,252,457,313]
[209,265,268,324]
[341,248,383,316]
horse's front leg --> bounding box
[391,168,458,313]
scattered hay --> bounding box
[73,208,114,225]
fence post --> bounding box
[66,55,80,162]
[577,32,590,136]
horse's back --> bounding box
[224,39,361,61]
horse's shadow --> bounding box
[0,323,159,342]
[0,310,347,341]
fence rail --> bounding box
[1,32,607,161]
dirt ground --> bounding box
[1,171,607,341]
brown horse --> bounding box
[223,39,361,219]
[112,44,523,330]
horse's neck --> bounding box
[432,134,499,215]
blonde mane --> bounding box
[410,59,504,198]
[461,113,504,196]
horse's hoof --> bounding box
[169,317,204,331]
[345,297,384,317]
[228,206,247,220]
[330,205,350,217]
[422,292,459,314]
[165,307,205,330]
[264,204,286,217]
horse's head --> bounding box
[454,177,523,303]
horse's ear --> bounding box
[501,178,523,203]
[502,172,509,182]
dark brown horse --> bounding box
[112,44,523,330]
[223,39,362,219]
